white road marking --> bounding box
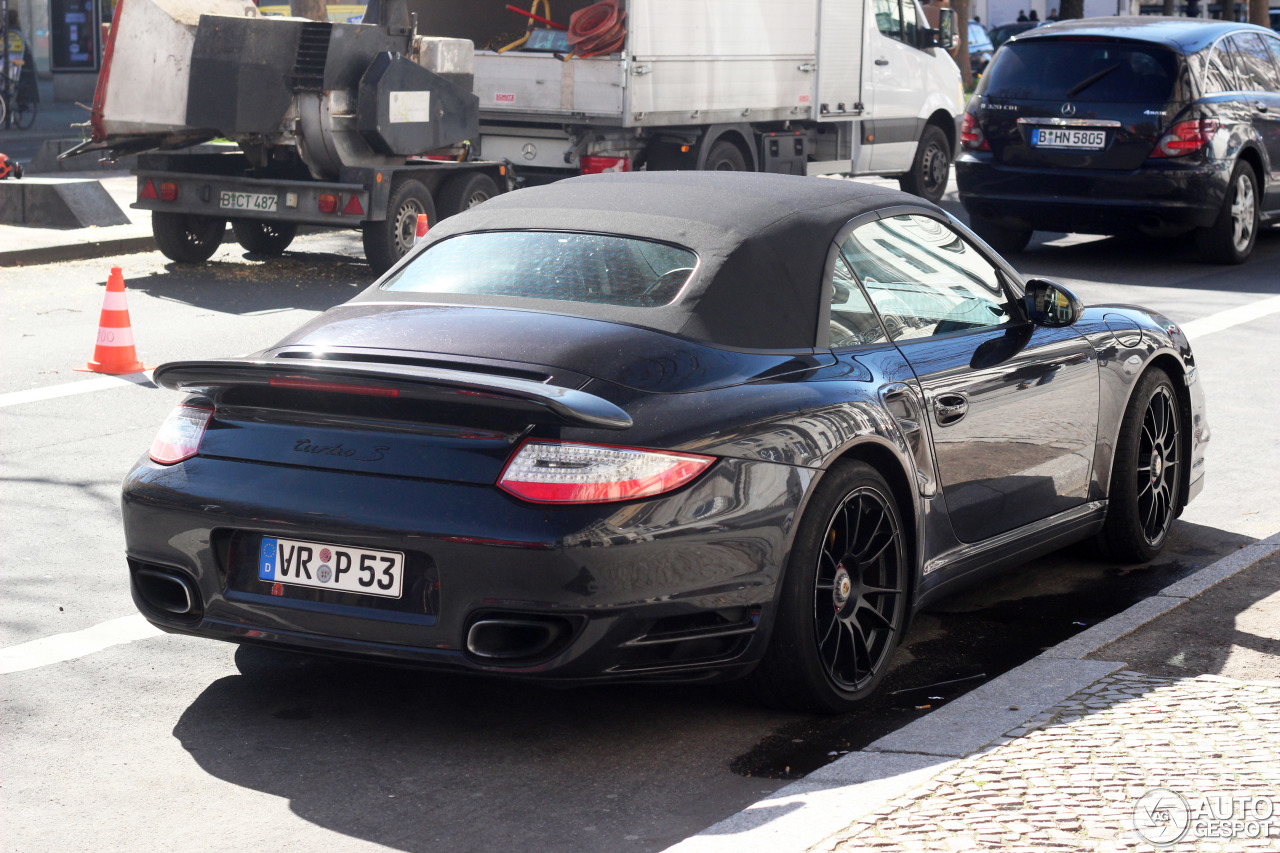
[1179,293,1280,341]
[0,371,155,408]
[0,615,162,675]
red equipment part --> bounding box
[568,1,626,58]
[0,153,22,180]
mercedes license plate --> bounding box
[220,191,279,213]
[259,536,404,599]
[1032,128,1106,150]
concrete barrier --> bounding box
[0,178,131,228]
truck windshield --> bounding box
[381,231,697,308]
[982,40,1180,102]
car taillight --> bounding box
[961,111,989,151]
[318,193,339,214]
[498,440,714,504]
[1150,119,1219,158]
[579,155,631,175]
[159,181,179,202]
[149,405,213,465]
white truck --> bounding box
[68,0,963,273]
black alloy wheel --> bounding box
[748,461,909,714]
[363,178,436,276]
[1196,161,1259,265]
[232,219,298,255]
[152,211,226,264]
[899,124,951,204]
[1097,368,1183,563]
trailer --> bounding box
[66,0,962,274]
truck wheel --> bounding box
[436,173,499,220]
[363,179,436,276]
[967,212,1032,256]
[702,139,747,171]
[1195,161,1258,265]
[232,220,298,256]
[153,212,226,264]
[898,124,951,204]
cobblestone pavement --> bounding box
[817,671,1280,852]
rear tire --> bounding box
[153,212,226,264]
[747,461,909,714]
[1095,368,1183,563]
[1196,161,1258,265]
[363,178,435,276]
[968,212,1032,256]
[232,219,298,255]
[898,124,951,204]
[435,172,499,220]
[702,139,748,172]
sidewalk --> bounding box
[666,534,1280,853]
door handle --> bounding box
[933,394,968,426]
[875,58,890,66]
[1255,101,1269,113]
[797,63,816,72]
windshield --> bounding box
[981,39,1180,102]
[381,231,698,308]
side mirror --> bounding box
[1025,278,1084,327]
[933,9,957,51]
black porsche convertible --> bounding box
[123,172,1207,713]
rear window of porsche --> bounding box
[381,231,698,308]
[982,39,1181,103]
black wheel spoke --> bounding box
[856,602,894,633]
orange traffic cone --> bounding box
[77,267,146,375]
[415,213,429,244]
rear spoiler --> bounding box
[152,358,633,430]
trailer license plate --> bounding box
[259,536,404,599]
[220,191,279,213]
[1031,128,1106,150]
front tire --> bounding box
[1196,161,1259,265]
[152,212,226,264]
[899,124,951,204]
[1096,368,1183,563]
[362,178,435,276]
[748,461,909,714]
[232,219,298,255]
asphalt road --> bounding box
[2,214,1279,852]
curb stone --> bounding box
[661,531,1280,853]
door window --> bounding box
[873,0,904,41]
[1228,33,1280,93]
[1202,43,1238,94]
[829,253,886,348]
[839,215,1014,342]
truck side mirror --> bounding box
[933,9,957,51]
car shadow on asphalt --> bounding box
[165,521,1254,853]
[104,253,376,315]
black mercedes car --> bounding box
[956,17,1280,264]
[123,172,1207,713]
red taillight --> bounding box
[139,179,158,200]
[318,193,339,214]
[268,376,400,397]
[342,193,364,215]
[149,405,212,465]
[159,181,179,202]
[1150,119,1219,159]
[961,111,989,151]
[498,440,714,504]
[579,155,632,175]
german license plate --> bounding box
[220,191,279,213]
[259,536,404,599]
[1031,128,1106,150]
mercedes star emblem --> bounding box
[1060,103,1077,117]
[522,143,538,161]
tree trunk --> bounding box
[1222,0,1236,22]
[1059,0,1085,19]
[950,0,973,90]
[290,0,329,22]
[1249,0,1268,25]
[1162,0,1177,15]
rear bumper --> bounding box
[122,454,813,682]
[955,154,1231,234]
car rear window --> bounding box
[381,231,698,308]
[981,39,1181,102]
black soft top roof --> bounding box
[1013,16,1275,53]
[359,171,934,351]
